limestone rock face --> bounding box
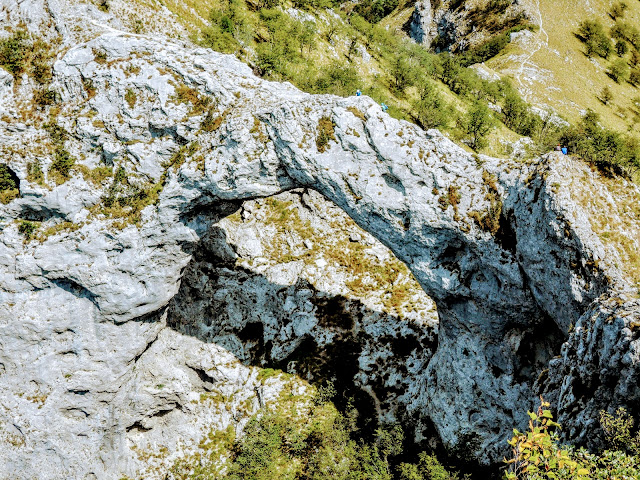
[407,0,530,52]
[544,294,640,450]
[0,1,639,478]
[408,1,436,46]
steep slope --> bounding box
[404,0,640,134]
[0,1,639,478]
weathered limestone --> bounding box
[0,3,638,478]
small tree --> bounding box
[615,40,629,57]
[504,398,591,480]
[413,81,452,129]
[600,85,614,104]
[462,101,493,151]
[609,58,630,83]
[391,53,417,92]
[300,20,316,55]
[610,1,628,20]
[577,20,612,58]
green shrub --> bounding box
[560,109,640,176]
[18,221,38,241]
[502,90,540,137]
[353,0,398,24]
[316,116,336,153]
[610,1,628,20]
[461,101,494,151]
[413,81,453,130]
[27,161,44,186]
[50,147,76,183]
[0,164,19,204]
[609,58,629,83]
[504,398,590,479]
[124,88,137,109]
[577,20,612,58]
[504,400,640,480]
[600,407,640,454]
[0,30,29,78]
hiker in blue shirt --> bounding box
[381,102,388,111]
[356,89,362,96]
[561,146,568,155]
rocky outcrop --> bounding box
[544,294,640,450]
[408,1,436,46]
[0,2,639,478]
[407,0,529,52]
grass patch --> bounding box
[18,220,38,241]
[163,142,201,171]
[0,164,19,204]
[174,84,213,115]
[124,88,137,109]
[316,116,336,153]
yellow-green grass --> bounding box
[225,196,436,319]
[566,160,640,293]
[489,0,640,133]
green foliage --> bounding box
[353,0,399,24]
[0,30,29,78]
[223,403,460,480]
[560,109,640,176]
[0,164,18,192]
[461,101,494,151]
[398,452,465,480]
[577,20,612,58]
[505,400,640,480]
[615,39,629,57]
[50,147,76,183]
[306,62,358,97]
[504,398,590,480]
[610,1,628,20]
[413,81,452,130]
[0,30,54,85]
[124,89,137,109]
[609,58,629,83]
[600,86,613,105]
[0,164,19,204]
[18,221,38,241]
[27,161,44,186]
[599,407,640,454]
[163,142,200,171]
[316,116,336,153]
[501,89,539,137]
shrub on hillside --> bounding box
[560,109,640,176]
[609,58,630,83]
[353,0,398,24]
[461,101,494,150]
[577,20,612,58]
[413,81,453,130]
[505,400,640,479]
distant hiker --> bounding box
[555,144,562,151]
[381,102,388,111]
[356,89,362,96]
[561,146,568,155]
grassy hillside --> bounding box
[487,0,640,133]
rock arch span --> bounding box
[0,32,635,478]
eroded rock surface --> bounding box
[0,2,639,478]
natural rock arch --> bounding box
[1,32,635,478]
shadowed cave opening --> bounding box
[165,189,568,473]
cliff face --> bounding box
[0,1,640,478]
[407,0,529,51]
